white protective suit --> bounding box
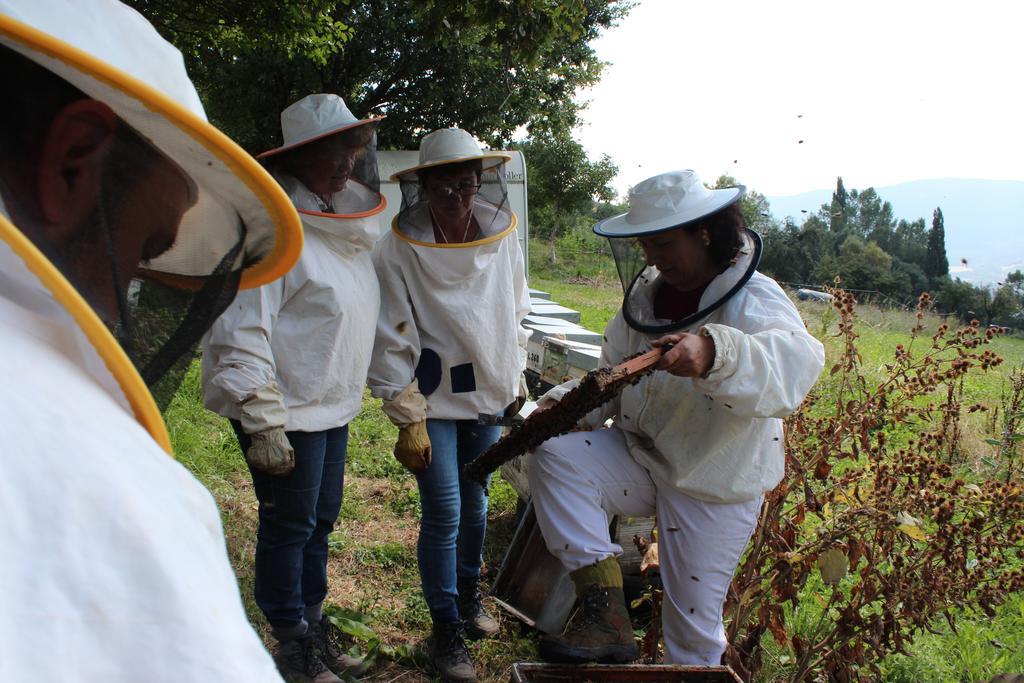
[202,175,384,430]
[369,202,531,419]
[528,239,824,664]
[0,205,282,680]
[542,239,825,503]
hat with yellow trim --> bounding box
[0,0,302,290]
[257,93,383,160]
[0,0,304,413]
[391,128,511,182]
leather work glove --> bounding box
[246,427,295,475]
[394,420,432,474]
[240,381,294,475]
[503,372,530,418]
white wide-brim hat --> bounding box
[594,169,744,238]
[0,0,302,290]
[257,93,383,159]
[391,128,512,182]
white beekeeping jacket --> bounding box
[202,174,384,430]
[0,203,282,681]
[369,205,530,420]
[544,246,825,503]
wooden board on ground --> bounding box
[509,663,744,682]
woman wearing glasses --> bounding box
[369,128,530,683]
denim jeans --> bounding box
[232,422,349,630]
[416,419,501,623]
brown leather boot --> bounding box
[310,616,369,677]
[457,577,499,639]
[539,584,640,664]
[274,631,342,683]
[428,620,478,682]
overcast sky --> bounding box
[576,0,1024,198]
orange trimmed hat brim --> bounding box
[257,116,384,159]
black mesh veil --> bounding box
[609,228,762,335]
[124,235,244,410]
[394,160,513,244]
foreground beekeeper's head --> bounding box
[594,169,761,334]
[258,93,384,216]
[0,0,302,412]
[391,128,515,246]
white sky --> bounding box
[576,0,1024,197]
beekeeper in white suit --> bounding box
[527,170,825,667]
[0,1,303,680]
[368,128,530,683]
[202,94,385,682]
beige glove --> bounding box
[504,372,530,417]
[246,427,295,475]
[381,379,428,426]
[240,381,294,475]
[394,420,432,473]
[382,380,431,474]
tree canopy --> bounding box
[515,132,617,241]
[130,0,632,152]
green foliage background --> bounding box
[130,0,632,152]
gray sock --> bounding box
[273,619,309,642]
[304,603,323,624]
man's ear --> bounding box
[34,100,120,233]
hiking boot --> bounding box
[310,615,370,677]
[275,632,342,683]
[457,577,499,639]
[538,585,640,664]
[428,620,478,682]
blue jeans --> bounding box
[232,422,349,630]
[416,419,501,623]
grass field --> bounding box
[166,277,1024,682]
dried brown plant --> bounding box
[722,289,1023,682]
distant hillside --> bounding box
[767,179,1024,285]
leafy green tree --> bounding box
[514,132,617,260]
[850,188,895,242]
[130,0,632,152]
[758,221,806,284]
[834,236,898,295]
[712,174,779,238]
[989,284,1022,327]
[1005,270,1024,299]
[798,216,835,282]
[925,207,950,285]
[892,218,928,269]
[809,253,841,288]
[891,257,929,296]
[936,278,982,321]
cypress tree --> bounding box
[830,177,848,234]
[925,207,949,282]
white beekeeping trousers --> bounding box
[527,427,762,665]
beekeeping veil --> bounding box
[258,94,386,255]
[593,170,761,335]
[0,0,302,442]
[390,128,515,258]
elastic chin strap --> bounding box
[622,229,763,335]
[95,173,135,354]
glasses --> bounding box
[427,180,482,198]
